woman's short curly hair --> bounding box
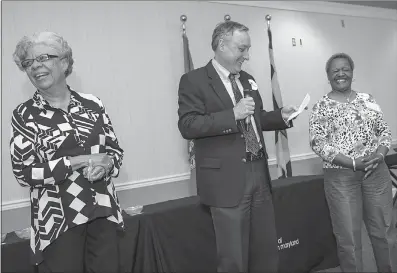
[13,31,74,78]
[325,52,354,73]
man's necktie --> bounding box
[229,74,261,155]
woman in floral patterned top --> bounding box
[309,53,396,272]
[10,32,124,272]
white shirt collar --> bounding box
[211,58,240,81]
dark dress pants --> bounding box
[38,217,121,273]
[210,158,279,273]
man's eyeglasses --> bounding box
[21,54,60,69]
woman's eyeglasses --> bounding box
[21,54,60,69]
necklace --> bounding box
[44,91,71,111]
[333,89,353,103]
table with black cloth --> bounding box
[2,175,339,273]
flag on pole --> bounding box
[267,26,292,178]
[182,31,195,170]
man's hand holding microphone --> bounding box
[233,90,255,130]
[233,89,301,129]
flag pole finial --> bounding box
[224,14,231,21]
[265,14,271,28]
[180,15,187,33]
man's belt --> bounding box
[246,148,265,162]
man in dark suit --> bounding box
[177,21,298,273]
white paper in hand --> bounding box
[287,93,310,121]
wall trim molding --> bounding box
[268,151,317,165]
[2,138,396,211]
[115,172,191,192]
[208,1,397,21]
[1,172,192,211]
[267,138,397,165]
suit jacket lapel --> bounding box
[205,61,234,109]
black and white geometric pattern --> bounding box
[10,87,124,265]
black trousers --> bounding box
[38,217,121,273]
[210,159,279,273]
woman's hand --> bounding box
[83,164,107,182]
[69,153,113,182]
[85,154,113,182]
[86,153,113,171]
[361,152,384,179]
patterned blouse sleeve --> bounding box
[309,101,340,163]
[367,95,392,148]
[10,106,73,188]
[98,99,124,177]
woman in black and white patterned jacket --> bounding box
[10,31,124,273]
[309,52,396,272]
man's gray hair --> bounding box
[325,52,355,73]
[13,31,74,78]
[211,21,249,51]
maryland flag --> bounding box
[182,31,195,170]
[267,26,292,178]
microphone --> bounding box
[243,89,252,131]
